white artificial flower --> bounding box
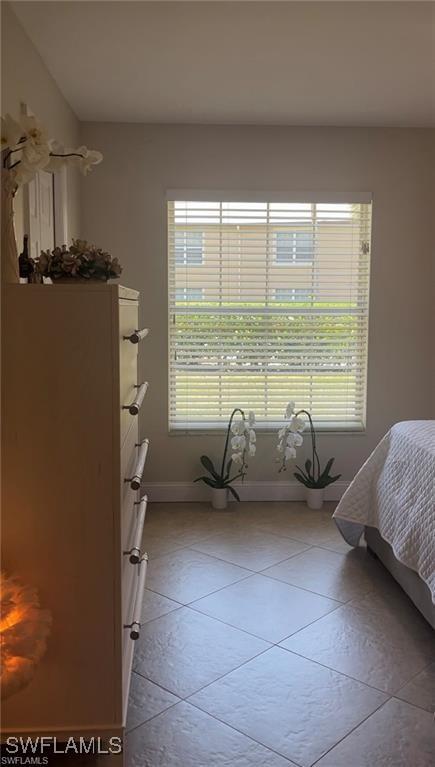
[20,114,48,147]
[1,113,23,150]
[248,429,256,444]
[45,140,67,171]
[289,415,305,433]
[21,140,50,171]
[248,410,256,427]
[278,427,286,440]
[293,433,304,447]
[285,446,297,460]
[77,146,103,175]
[231,418,244,436]
[286,432,297,447]
[11,163,36,187]
[285,401,296,418]
[231,453,243,465]
[248,443,256,457]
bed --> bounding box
[333,421,435,628]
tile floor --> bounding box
[126,501,435,767]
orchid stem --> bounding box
[220,408,244,479]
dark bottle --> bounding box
[19,235,35,282]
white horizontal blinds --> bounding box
[168,197,372,430]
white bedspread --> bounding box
[333,420,435,603]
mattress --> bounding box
[333,420,435,603]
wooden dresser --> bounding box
[1,283,149,739]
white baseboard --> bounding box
[144,480,349,503]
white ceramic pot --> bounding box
[306,488,324,510]
[211,488,229,510]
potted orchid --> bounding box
[277,401,341,509]
[195,408,256,509]
[1,112,102,283]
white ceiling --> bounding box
[11,1,435,126]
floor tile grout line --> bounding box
[125,699,181,737]
[187,598,343,647]
[390,693,435,715]
[249,569,346,604]
[277,644,394,697]
[131,669,183,700]
[128,695,303,767]
[144,570,255,606]
[188,542,315,574]
[310,696,392,766]
[393,658,434,695]
[147,553,350,609]
[137,643,273,711]
[185,691,304,767]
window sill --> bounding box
[168,425,367,437]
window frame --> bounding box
[167,191,372,435]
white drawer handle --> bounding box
[124,554,148,640]
[125,439,149,490]
[124,495,148,564]
[124,328,149,344]
[123,382,148,415]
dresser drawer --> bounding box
[121,418,138,505]
[119,302,139,447]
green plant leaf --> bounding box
[194,475,218,488]
[319,457,335,482]
[305,459,313,479]
[200,455,221,481]
[227,485,241,501]
[224,458,233,481]
[295,465,310,483]
[323,473,341,487]
[294,471,309,487]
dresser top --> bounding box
[5,283,139,300]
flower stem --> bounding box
[296,409,320,482]
[220,408,244,479]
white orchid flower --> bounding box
[285,401,296,418]
[278,427,286,439]
[290,416,305,433]
[21,140,50,171]
[1,113,23,150]
[248,429,256,444]
[248,410,256,427]
[20,114,48,147]
[248,443,256,457]
[231,418,244,436]
[73,146,103,175]
[12,163,37,187]
[285,446,297,460]
[231,453,243,465]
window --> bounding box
[168,195,372,431]
[274,288,312,302]
[175,287,204,302]
[175,231,203,265]
[275,230,313,264]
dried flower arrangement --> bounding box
[36,239,122,282]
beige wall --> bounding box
[1,2,81,246]
[81,123,434,484]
